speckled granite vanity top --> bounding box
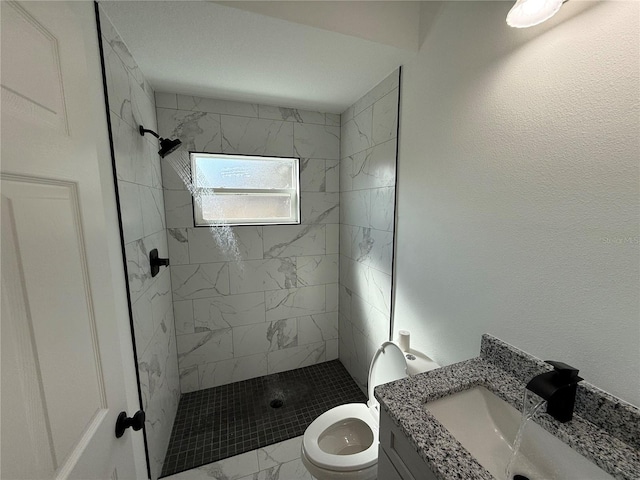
[375,335,640,480]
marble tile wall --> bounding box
[99,8,180,479]
[339,70,400,391]
[156,93,341,393]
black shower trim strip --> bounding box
[94,3,152,478]
[389,66,403,342]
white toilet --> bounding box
[301,342,439,480]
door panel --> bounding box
[1,190,57,479]
[1,1,142,478]
[0,1,68,132]
[2,176,106,466]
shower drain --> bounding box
[270,399,284,409]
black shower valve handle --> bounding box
[150,248,170,278]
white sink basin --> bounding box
[424,387,614,480]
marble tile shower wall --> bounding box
[98,9,180,480]
[338,70,400,391]
[155,93,341,393]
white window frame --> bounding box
[190,152,301,227]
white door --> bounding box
[1,1,144,479]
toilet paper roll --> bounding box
[398,330,410,352]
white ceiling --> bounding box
[99,1,421,113]
[214,1,422,51]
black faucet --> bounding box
[526,360,583,423]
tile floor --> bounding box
[163,435,315,480]
[161,360,366,477]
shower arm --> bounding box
[139,124,182,158]
[139,125,160,139]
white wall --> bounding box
[395,1,639,406]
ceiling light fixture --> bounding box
[506,0,565,28]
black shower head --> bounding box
[139,125,182,158]
[158,137,182,158]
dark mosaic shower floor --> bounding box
[160,360,367,477]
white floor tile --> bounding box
[164,436,320,480]
[163,450,259,480]
[257,436,303,470]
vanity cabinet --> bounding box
[378,409,437,480]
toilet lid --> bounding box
[367,341,408,407]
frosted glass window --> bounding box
[191,153,300,226]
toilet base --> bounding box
[301,447,377,480]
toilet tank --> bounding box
[366,343,441,415]
[404,349,440,376]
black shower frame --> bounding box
[389,66,403,342]
[94,3,152,478]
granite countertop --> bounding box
[374,335,640,480]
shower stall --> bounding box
[97,4,400,478]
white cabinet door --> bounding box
[1,1,143,478]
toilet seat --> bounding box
[303,344,440,478]
[302,342,410,478]
[302,403,379,471]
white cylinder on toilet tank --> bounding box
[398,330,411,352]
